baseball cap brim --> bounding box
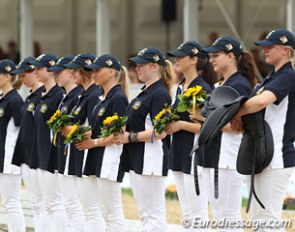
[254,40,275,47]
[48,66,66,72]
[129,57,151,64]
[84,63,101,71]
[167,50,187,57]
[11,68,27,75]
[203,46,223,53]
[64,62,81,69]
[29,60,46,68]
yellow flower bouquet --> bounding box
[153,104,180,134]
[47,109,73,145]
[100,113,128,139]
[64,123,92,144]
[177,85,210,113]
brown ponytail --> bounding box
[11,75,22,89]
[197,57,218,87]
[237,52,258,89]
[117,65,129,99]
[160,60,176,96]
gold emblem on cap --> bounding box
[105,59,113,66]
[225,43,233,51]
[153,55,160,62]
[5,65,11,72]
[0,108,4,117]
[191,47,199,54]
[29,65,35,70]
[37,54,46,61]
[85,59,92,65]
[137,48,148,56]
[280,36,288,44]
[48,60,55,66]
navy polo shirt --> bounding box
[31,85,64,170]
[170,76,212,174]
[199,71,252,168]
[256,62,295,168]
[12,86,45,167]
[122,79,172,176]
[0,89,23,173]
[47,85,84,173]
[83,85,128,182]
[59,84,102,176]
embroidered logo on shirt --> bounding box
[98,107,105,116]
[40,104,48,113]
[0,108,4,117]
[74,106,81,115]
[132,101,141,110]
[27,103,35,112]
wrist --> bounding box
[128,131,139,143]
[93,138,99,147]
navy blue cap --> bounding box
[203,36,243,56]
[129,48,166,66]
[167,40,207,59]
[255,29,295,48]
[11,56,36,75]
[0,59,16,74]
[48,55,75,72]
[84,54,121,71]
[29,54,58,68]
[64,53,96,69]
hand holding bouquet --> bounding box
[177,85,210,114]
[64,123,92,144]
[153,104,180,134]
[47,109,73,145]
[100,113,128,139]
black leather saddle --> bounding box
[237,111,274,212]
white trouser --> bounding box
[21,164,48,232]
[0,173,25,232]
[173,171,209,232]
[203,168,244,232]
[37,169,67,232]
[77,176,105,232]
[129,171,167,232]
[247,167,294,232]
[96,178,127,232]
[59,174,85,232]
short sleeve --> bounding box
[150,90,172,122]
[111,95,128,116]
[264,73,295,104]
[232,84,252,97]
[10,97,24,127]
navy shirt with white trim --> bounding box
[170,76,212,174]
[83,85,128,182]
[31,85,64,170]
[122,79,172,176]
[60,84,102,176]
[0,89,24,173]
[255,62,295,168]
[12,86,45,167]
[47,85,84,172]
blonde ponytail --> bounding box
[117,65,129,99]
[160,60,175,96]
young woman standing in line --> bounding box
[0,59,25,231]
